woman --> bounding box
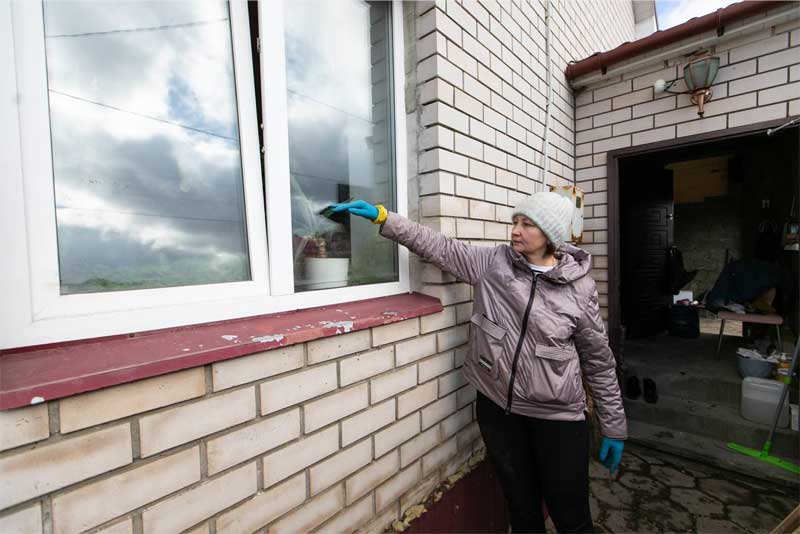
[330,192,626,533]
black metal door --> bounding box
[621,164,674,338]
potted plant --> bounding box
[291,179,350,290]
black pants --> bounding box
[476,393,594,533]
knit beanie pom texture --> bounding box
[511,191,574,248]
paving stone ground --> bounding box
[580,443,797,533]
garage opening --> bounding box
[613,124,799,484]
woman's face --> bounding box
[511,215,550,256]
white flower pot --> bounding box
[305,257,350,290]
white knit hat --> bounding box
[511,191,574,248]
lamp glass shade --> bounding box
[684,56,720,91]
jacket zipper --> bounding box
[505,271,538,415]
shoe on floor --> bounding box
[625,376,641,400]
[643,378,658,403]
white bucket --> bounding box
[305,258,349,290]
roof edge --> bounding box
[565,1,791,81]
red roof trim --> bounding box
[0,292,442,411]
[565,1,790,81]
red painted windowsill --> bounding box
[0,292,443,411]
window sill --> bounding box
[0,292,442,410]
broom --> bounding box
[726,339,800,474]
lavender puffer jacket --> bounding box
[380,212,627,439]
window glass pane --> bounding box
[43,1,250,295]
[285,0,398,291]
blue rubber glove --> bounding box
[329,200,379,221]
[599,437,624,474]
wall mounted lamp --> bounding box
[654,54,721,117]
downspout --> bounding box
[540,0,553,189]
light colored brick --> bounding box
[401,472,439,512]
[729,33,788,63]
[417,6,462,43]
[0,424,131,509]
[437,325,469,352]
[420,171,455,196]
[654,105,703,127]
[0,504,41,534]
[216,472,305,534]
[316,495,372,534]
[308,330,371,364]
[310,439,372,495]
[260,363,337,415]
[342,399,395,446]
[420,282,472,306]
[340,346,395,386]
[576,100,611,120]
[438,370,468,396]
[612,88,653,109]
[484,221,508,240]
[456,218,484,238]
[454,89,484,120]
[575,166,607,181]
[397,381,438,419]
[420,307,457,335]
[759,81,800,105]
[759,47,800,72]
[421,194,470,217]
[140,387,255,457]
[484,183,508,204]
[142,462,257,534]
[421,392,459,430]
[356,504,398,534]
[421,102,470,134]
[593,108,631,128]
[420,78,454,105]
[716,59,757,83]
[613,116,653,136]
[370,366,417,403]
[575,125,611,144]
[594,80,632,102]
[420,124,455,151]
[375,462,422,511]
[0,404,48,451]
[483,106,507,132]
[212,346,303,391]
[632,65,678,91]
[456,384,477,409]
[455,175,485,199]
[632,125,675,146]
[422,437,458,475]
[418,352,455,384]
[305,384,369,433]
[593,135,630,153]
[729,102,786,127]
[469,158,495,182]
[703,93,757,116]
[394,334,437,366]
[61,369,205,433]
[439,404,472,439]
[790,98,800,115]
[51,447,200,534]
[96,519,132,534]
[263,426,339,487]
[632,95,675,118]
[207,408,300,475]
[456,421,482,450]
[418,54,463,88]
[729,69,788,96]
[374,414,421,458]
[372,319,420,346]
[676,116,727,138]
[345,450,399,505]
[416,30,446,63]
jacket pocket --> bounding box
[520,345,582,405]
[470,313,507,379]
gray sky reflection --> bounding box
[44,1,249,293]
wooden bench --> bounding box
[716,310,783,359]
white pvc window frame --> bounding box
[0,0,408,349]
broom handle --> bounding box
[766,340,799,446]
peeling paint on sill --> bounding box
[319,320,354,334]
[221,335,238,341]
[251,334,285,343]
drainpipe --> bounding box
[540,0,553,189]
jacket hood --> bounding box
[506,243,592,284]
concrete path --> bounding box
[586,443,798,533]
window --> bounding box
[0,0,408,348]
